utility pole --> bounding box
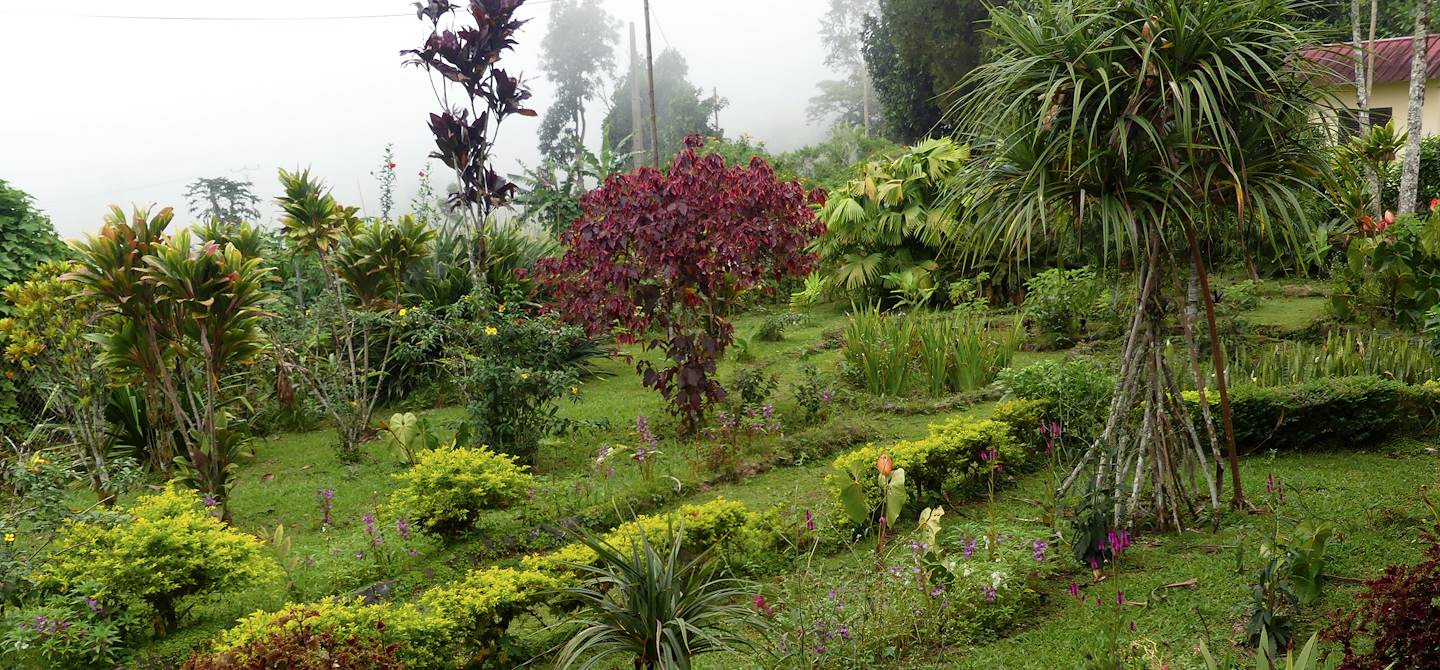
[860,48,871,136]
[628,23,647,169]
[643,0,660,167]
[712,86,720,131]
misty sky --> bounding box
[0,0,833,238]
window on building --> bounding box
[1341,107,1394,136]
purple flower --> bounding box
[930,586,944,597]
[319,488,335,525]
[1068,582,1081,600]
[1032,540,1049,562]
[1116,591,1125,606]
[202,494,218,508]
[397,517,411,541]
[84,597,100,612]
[981,585,997,603]
[804,510,815,532]
[408,548,419,557]
[1266,473,1276,495]
[355,550,365,559]
[962,536,976,560]
[838,624,850,641]
[363,513,377,534]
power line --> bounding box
[0,10,413,21]
[0,1,558,22]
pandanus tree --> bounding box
[403,0,535,285]
[69,207,276,521]
[275,169,435,462]
[954,0,1329,527]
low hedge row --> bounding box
[827,400,1048,518]
[196,497,775,669]
[1187,375,1440,453]
[196,564,562,670]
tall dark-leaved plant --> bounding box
[402,0,535,285]
[540,136,826,432]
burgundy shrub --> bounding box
[1322,523,1440,670]
[540,136,825,431]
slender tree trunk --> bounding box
[1352,0,1382,215]
[644,0,661,167]
[628,23,647,169]
[1185,227,1244,509]
[1398,0,1432,214]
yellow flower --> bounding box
[398,308,409,317]
[2,532,13,543]
[497,303,506,313]
[32,456,46,465]
[484,326,498,336]
[520,372,530,380]
[569,386,578,394]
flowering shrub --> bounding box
[540,135,825,432]
[39,486,276,636]
[444,295,589,465]
[769,521,1060,667]
[388,444,534,539]
[829,417,1025,521]
[1322,523,1440,670]
[0,585,142,670]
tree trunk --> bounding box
[1060,219,1215,529]
[1398,0,1431,214]
[1184,227,1244,509]
[1353,0,1382,215]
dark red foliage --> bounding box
[1322,523,1440,670]
[539,136,825,431]
[402,0,535,212]
[181,610,402,669]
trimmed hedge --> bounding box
[521,497,775,577]
[1186,375,1440,453]
[203,566,559,670]
[829,411,1028,518]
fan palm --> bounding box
[551,527,769,670]
[952,0,1332,525]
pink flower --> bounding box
[387,162,396,169]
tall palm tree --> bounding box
[951,0,1331,527]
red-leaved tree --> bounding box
[540,136,825,432]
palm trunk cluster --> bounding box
[1060,222,1221,530]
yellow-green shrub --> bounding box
[209,566,559,670]
[388,444,534,538]
[989,398,1051,450]
[212,599,454,670]
[420,566,561,661]
[522,497,771,577]
[828,417,1023,518]
[40,486,276,635]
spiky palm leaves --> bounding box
[552,528,768,670]
[953,0,1330,527]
